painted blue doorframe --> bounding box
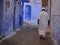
[21,0,30,2]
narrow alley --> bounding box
[0,0,60,45]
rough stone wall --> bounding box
[51,0,60,45]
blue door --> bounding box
[24,5,31,21]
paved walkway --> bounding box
[1,26,55,45]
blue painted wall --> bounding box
[19,3,23,26]
[0,0,22,37]
[0,0,4,36]
[2,8,13,36]
[13,2,20,30]
[0,0,14,36]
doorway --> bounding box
[23,0,42,25]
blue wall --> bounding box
[0,0,22,37]
[0,0,4,36]
[13,2,20,30]
[19,3,24,26]
[0,0,14,36]
[2,8,13,36]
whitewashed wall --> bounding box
[51,0,60,45]
[30,0,42,25]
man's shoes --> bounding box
[42,37,47,40]
[40,35,47,40]
[40,35,43,39]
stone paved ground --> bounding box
[1,26,55,45]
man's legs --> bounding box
[38,30,47,40]
[38,30,44,39]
